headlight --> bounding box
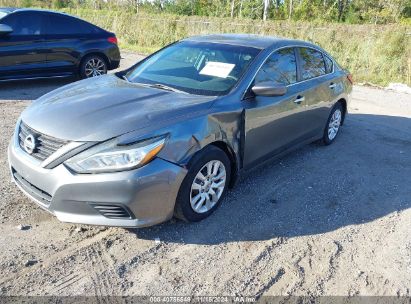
[65,136,166,173]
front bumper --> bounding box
[8,136,187,228]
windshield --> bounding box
[125,41,260,96]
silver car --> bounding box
[8,34,353,227]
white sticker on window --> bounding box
[199,61,235,78]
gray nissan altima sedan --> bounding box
[8,34,352,227]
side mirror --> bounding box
[0,24,13,36]
[251,81,287,97]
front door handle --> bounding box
[294,95,305,104]
[329,83,337,89]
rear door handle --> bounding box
[294,95,305,104]
[329,83,337,89]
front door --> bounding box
[0,11,47,80]
[242,47,308,167]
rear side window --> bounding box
[1,12,43,35]
[323,54,333,74]
[255,48,297,86]
[298,48,326,80]
[46,14,100,35]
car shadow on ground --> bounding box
[0,55,138,102]
[0,77,76,101]
[130,113,411,245]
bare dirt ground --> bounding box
[0,52,410,297]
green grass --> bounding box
[64,8,410,86]
[40,8,411,86]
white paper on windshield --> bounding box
[199,61,235,78]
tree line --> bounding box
[155,0,410,23]
[8,0,411,24]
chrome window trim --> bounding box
[242,45,336,100]
[322,53,335,74]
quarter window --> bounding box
[255,48,297,86]
[298,48,326,80]
[324,54,333,74]
[1,12,43,35]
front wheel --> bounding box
[174,146,231,222]
[322,103,343,145]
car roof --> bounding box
[184,34,321,51]
[0,7,83,20]
[0,7,108,32]
[0,7,18,14]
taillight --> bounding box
[107,36,118,44]
[347,73,353,85]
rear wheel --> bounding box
[322,102,343,145]
[174,146,231,222]
[80,55,107,79]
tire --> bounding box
[322,102,343,145]
[79,54,108,79]
[174,145,231,222]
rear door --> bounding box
[243,47,308,167]
[0,11,47,80]
[295,47,338,134]
[43,13,102,75]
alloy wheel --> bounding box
[84,58,106,78]
[328,108,342,140]
[190,160,226,214]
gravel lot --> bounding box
[0,52,410,297]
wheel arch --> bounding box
[208,141,239,188]
[79,52,110,71]
[336,98,347,125]
[184,140,239,189]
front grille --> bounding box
[12,168,52,207]
[90,204,134,219]
[18,122,68,161]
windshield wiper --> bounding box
[147,83,187,94]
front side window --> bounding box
[46,14,99,35]
[1,12,43,35]
[298,48,326,80]
[125,41,260,96]
[254,48,297,86]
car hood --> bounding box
[21,75,216,142]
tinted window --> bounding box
[298,48,326,80]
[324,54,333,74]
[1,12,43,35]
[46,14,99,35]
[255,48,297,86]
[126,41,260,96]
